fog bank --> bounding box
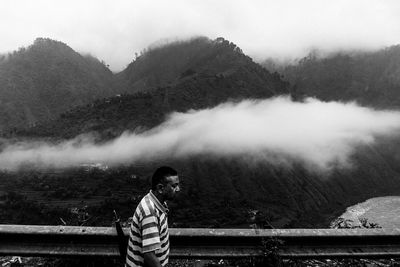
[1,97,400,171]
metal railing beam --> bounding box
[0,225,400,259]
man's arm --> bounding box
[143,251,162,267]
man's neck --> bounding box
[152,190,165,204]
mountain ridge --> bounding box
[2,37,400,228]
[0,38,117,132]
[263,45,400,108]
[14,37,290,139]
[116,36,279,94]
[0,36,289,133]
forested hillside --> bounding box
[17,37,289,139]
[268,46,400,108]
[9,39,400,228]
[0,38,116,132]
[2,38,400,229]
[116,37,278,93]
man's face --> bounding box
[162,175,180,201]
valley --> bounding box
[1,37,400,230]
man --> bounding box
[125,166,180,267]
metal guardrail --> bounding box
[0,225,400,259]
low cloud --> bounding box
[1,97,400,171]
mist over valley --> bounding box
[1,36,400,230]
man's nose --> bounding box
[175,185,180,192]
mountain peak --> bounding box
[32,37,68,47]
[117,36,268,93]
[27,37,76,56]
[0,38,116,132]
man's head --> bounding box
[152,166,180,201]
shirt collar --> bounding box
[149,190,169,214]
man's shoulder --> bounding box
[136,193,157,217]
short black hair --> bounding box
[151,166,178,190]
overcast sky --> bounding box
[2,0,400,71]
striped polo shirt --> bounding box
[125,191,169,267]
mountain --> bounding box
[265,46,400,108]
[18,37,289,139]
[116,37,284,94]
[12,39,400,228]
[259,47,400,226]
[0,38,116,132]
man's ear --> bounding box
[156,183,164,193]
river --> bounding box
[337,196,400,228]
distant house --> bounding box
[80,163,109,172]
